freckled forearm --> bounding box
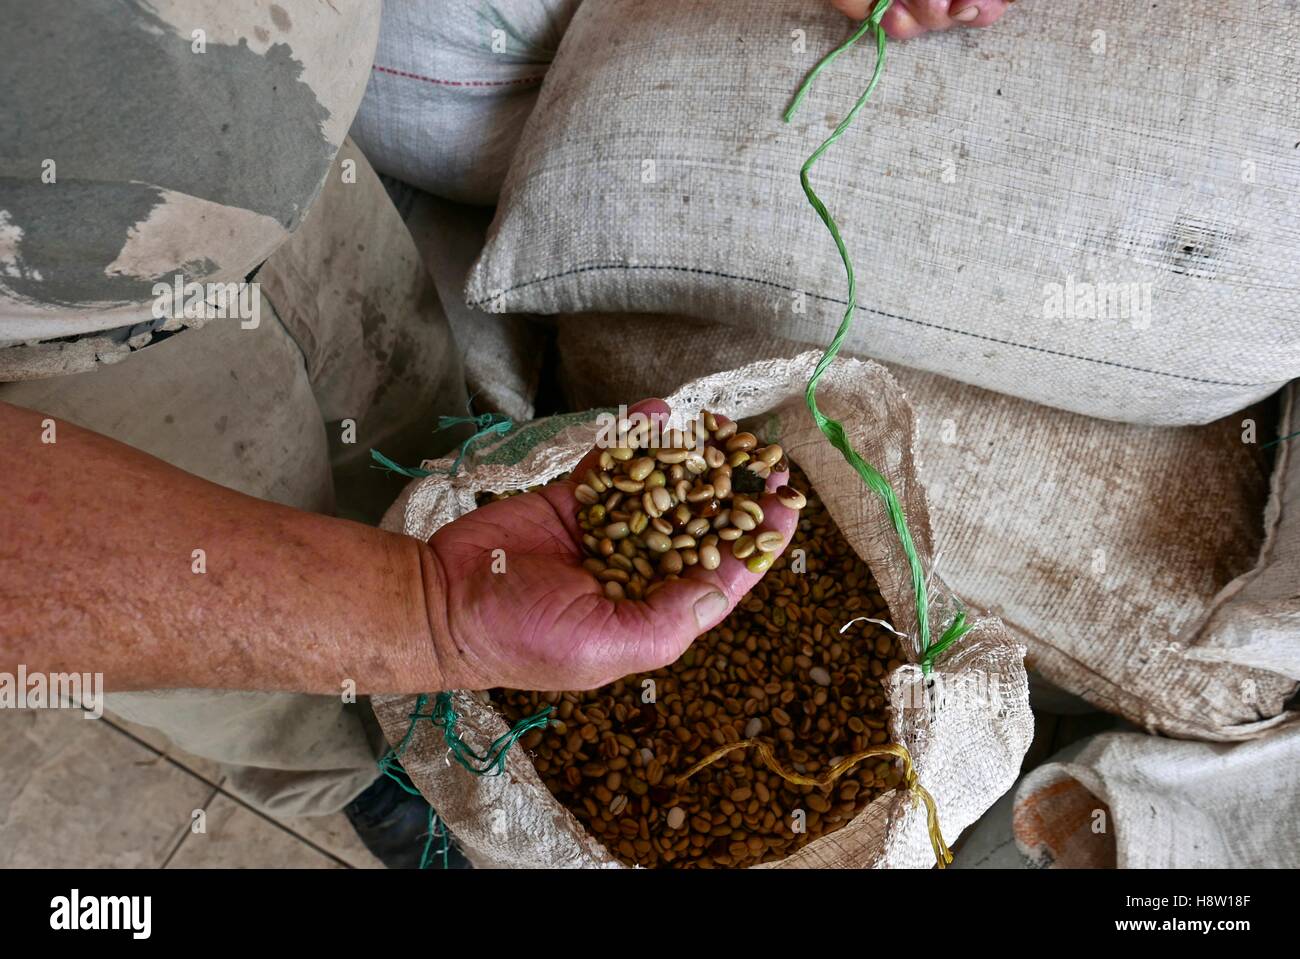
[0,400,443,694]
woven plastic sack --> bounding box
[467,0,1300,426]
[373,353,1032,868]
[552,313,1298,742]
[351,0,582,205]
[1012,725,1300,868]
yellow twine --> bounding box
[676,739,952,869]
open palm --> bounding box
[425,400,797,692]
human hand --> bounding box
[424,399,800,692]
[832,0,1013,40]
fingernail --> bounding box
[693,590,728,630]
[953,5,980,22]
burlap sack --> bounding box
[1011,725,1300,868]
[552,313,1298,741]
[467,0,1300,427]
[374,353,1032,868]
[351,0,583,205]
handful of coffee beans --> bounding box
[496,465,902,869]
[573,410,806,601]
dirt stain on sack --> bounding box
[1163,215,1232,280]
[270,5,292,32]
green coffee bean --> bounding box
[643,531,673,553]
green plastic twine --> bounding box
[374,753,452,869]
[787,0,971,675]
[423,809,450,870]
[369,449,433,479]
[376,692,552,868]
[381,692,552,777]
[436,412,513,475]
[370,411,514,480]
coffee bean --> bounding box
[643,530,672,553]
[494,463,896,869]
[628,457,656,482]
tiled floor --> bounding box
[0,709,382,869]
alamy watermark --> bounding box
[0,665,103,718]
[594,405,708,453]
[1043,274,1152,329]
[50,889,151,939]
[151,274,260,329]
[897,667,1008,713]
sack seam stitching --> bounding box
[371,64,548,88]
[469,263,1276,389]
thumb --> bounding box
[602,579,731,677]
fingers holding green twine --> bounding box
[831,0,1014,40]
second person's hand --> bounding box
[832,0,1013,40]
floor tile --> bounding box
[0,709,214,867]
[273,812,384,869]
[102,712,225,783]
[166,794,345,868]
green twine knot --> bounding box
[370,410,514,480]
[435,412,513,475]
